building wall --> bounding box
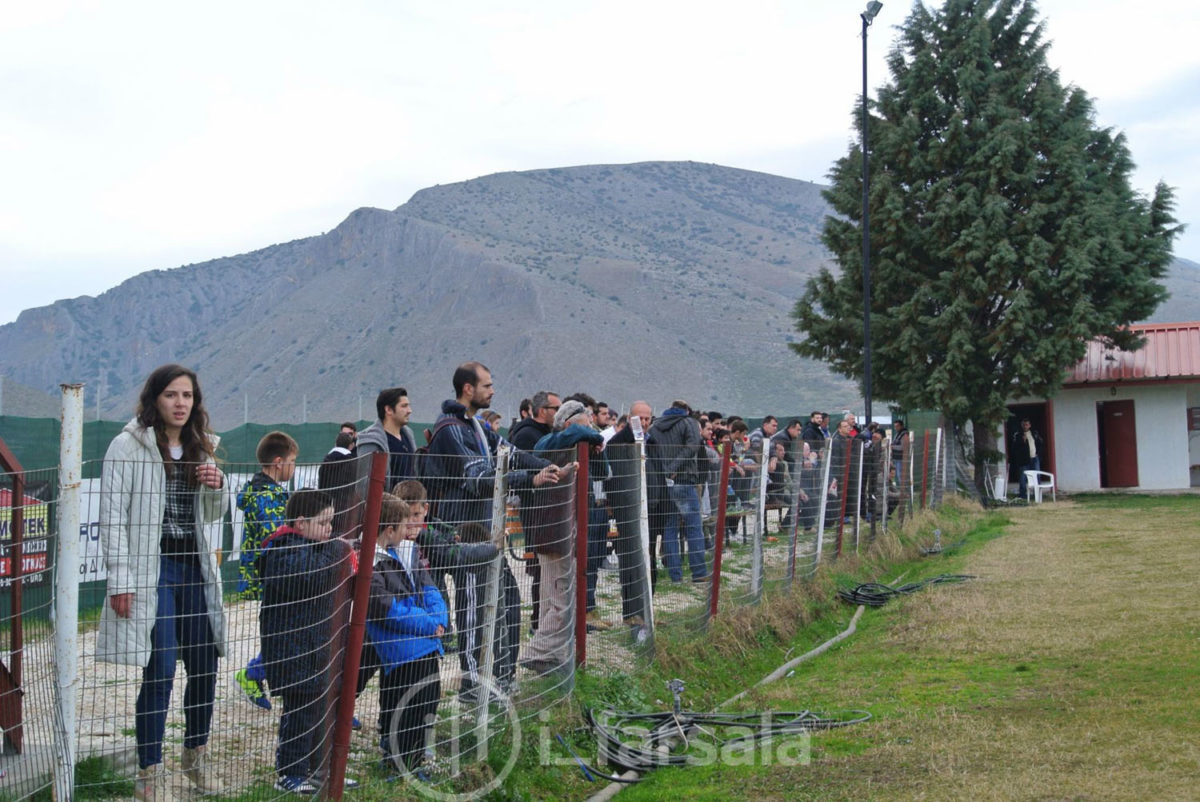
[1050,384,1191,491]
[1189,386,1200,487]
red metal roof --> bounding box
[1064,321,1200,385]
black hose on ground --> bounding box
[837,574,974,606]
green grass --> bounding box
[462,495,1199,799]
[2,756,135,802]
[600,495,1200,801]
[445,500,1005,800]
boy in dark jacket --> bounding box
[366,493,449,777]
[259,489,353,794]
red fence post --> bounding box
[327,451,387,800]
[574,442,591,668]
[836,438,852,558]
[709,443,733,620]
[0,438,26,753]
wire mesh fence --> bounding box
[0,464,61,800]
[0,413,959,799]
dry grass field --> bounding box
[617,495,1200,801]
[32,495,1195,801]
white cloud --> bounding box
[0,0,1196,325]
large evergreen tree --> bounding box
[792,0,1180,488]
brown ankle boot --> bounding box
[181,745,217,795]
[134,764,175,802]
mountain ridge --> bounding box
[1,161,1197,428]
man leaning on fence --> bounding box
[534,400,611,632]
[424,362,564,528]
[505,389,561,634]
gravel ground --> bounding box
[6,510,843,798]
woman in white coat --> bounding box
[99,364,228,801]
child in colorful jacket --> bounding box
[233,431,297,711]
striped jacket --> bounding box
[424,399,551,527]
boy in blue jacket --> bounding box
[366,493,449,778]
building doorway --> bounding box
[1097,400,1138,488]
[1005,403,1052,484]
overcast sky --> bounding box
[1,0,1196,325]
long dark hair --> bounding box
[135,364,216,473]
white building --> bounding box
[1006,322,1200,492]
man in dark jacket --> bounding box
[508,391,560,451]
[647,400,708,583]
[605,400,653,625]
[770,419,803,531]
[505,389,560,634]
[1011,418,1044,498]
[356,388,418,490]
[425,362,562,529]
[801,411,826,452]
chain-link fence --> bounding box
[0,458,60,801]
[0,405,959,799]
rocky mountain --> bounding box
[1147,256,1200,325]
[0,375,57,418]
[0,162,854,428]
[1,161,1196,429]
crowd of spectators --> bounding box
[97,360,906,798]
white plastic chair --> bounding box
[1024,470,1055,503]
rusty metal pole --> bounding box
[0,436,27,753]
[836,438,853,558]
[708,443,733,620]
[327,451,386,800]
[573,443,590,668]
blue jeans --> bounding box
[277,688,324,778]
[1017,456,1041,497]
[662,484,707,582]
[586,505,608,611]
[136,556,218,768]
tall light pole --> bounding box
[861,0,882,425]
